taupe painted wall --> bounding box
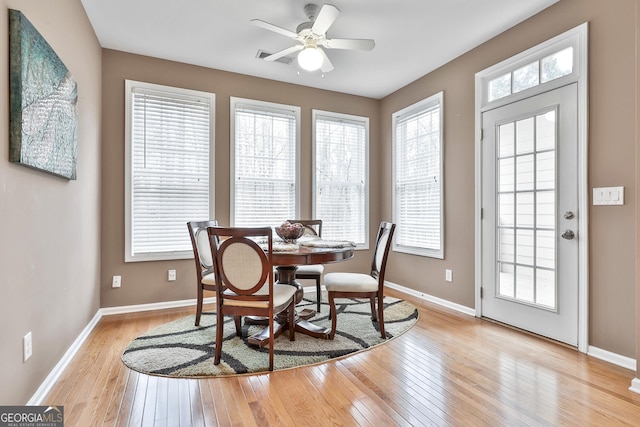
[0,0,102,405]
[3,0,637,406]
[100,50,380,308]
[381,0,637,359]
[101,0,638,361]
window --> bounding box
[313,110,369,248]
[393,92,444,258]
[125,80,214,262]
[486,46,575,103]
[231,97,299,226]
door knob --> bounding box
[561,230,575,240]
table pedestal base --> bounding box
[246,265,330,347]
[246,314,330,347]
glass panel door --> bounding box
[496,110,557,309]
[481,83,578,346]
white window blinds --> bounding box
[393,92,444,258]
[125,80,214,262]
[231,98,299,227]
[313,111,369,247]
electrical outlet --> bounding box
[445,269,453,282]
[23,332,32,362]
[112,275,122,288]
[168,269,177,281]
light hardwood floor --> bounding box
[44,289,640,426]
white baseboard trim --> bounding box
[587,346,637,371]
[26,285,466,405]
[385,283,640,375]
[28,297,213,405]
[27,310,103,405]
[385,281,476,317]
[100,297,215,316]
[303,285,321,294]
[29,289,637,404]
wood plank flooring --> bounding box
[43,289,640,426]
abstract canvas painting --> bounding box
[9,9,78,180]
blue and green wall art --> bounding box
[9,9,78,180]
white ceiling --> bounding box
[81,0,559,99]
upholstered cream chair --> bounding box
[187,220,222,326]
[208,226,297,371]
[324,221,396,339]
[188,220,242,334]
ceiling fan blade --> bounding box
[319,48,334,73]
[324,38,375,50]
[312,4,340,35]
[263,45,303,61]
[251,19,298,39]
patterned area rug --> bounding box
[121,294,418,377]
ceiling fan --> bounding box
[251,3,375,73]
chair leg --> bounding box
[214,311,224,365]
[370,297,377,321]
[316,277,321,313]
[195,286,203,326]
[268,316,274,371]
[288,300,295,341]
[234,315,242,336]
[328,292,337,340]
[378,294,386,339]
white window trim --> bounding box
[312,109,370,250]
[229,97,301,226]
[392,91,445,259]
[478,23,587,111]
[124,80,215,262]
[474,23,589,353]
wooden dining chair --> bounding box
[285,219,324,312]
[187,220,218,326]
[324,221,396,339]
[208,226,297,371]
[187,220,242,335]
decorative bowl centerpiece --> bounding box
[275,221,305,243]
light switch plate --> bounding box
[593,186,624,205]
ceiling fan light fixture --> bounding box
[298,47,323,71]
[254,3,373,75]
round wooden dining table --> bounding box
[246,243,354,347]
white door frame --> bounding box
[474,23,589,352]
